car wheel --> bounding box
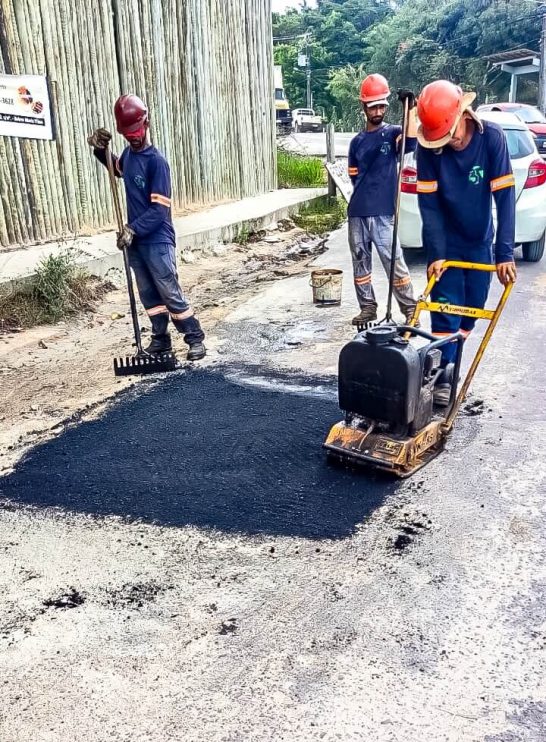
[522,232,545,262]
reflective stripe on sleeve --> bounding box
[416,180,438,194]
[151,193,172,207]
[490,174,515,192]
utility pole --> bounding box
[540,4,546,113]
[296,32,312,108]
[326,123,336,197]
[305,33,312,108]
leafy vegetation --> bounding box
[0,253,110,332]
[293,196,347,235]
[277,150,327,188]
[274,0,540,130]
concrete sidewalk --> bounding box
[0,187,326,287]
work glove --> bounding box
[117,225,135,251]
[87,127,112,149]
[397,89,416,110]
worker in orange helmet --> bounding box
[416,80,516,406]
[347,73,419,326]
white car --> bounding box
[292,108,324,133]
[399,111,546,261]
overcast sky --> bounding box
[272,0,317,13]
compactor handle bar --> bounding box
[407,260,514,431]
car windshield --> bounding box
[513,106,546,124]
[502,127,535,159]
[275,89,285,101]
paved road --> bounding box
[280,130,354,158]
[1,228,545,741]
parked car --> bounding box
[477,103,546,158]
[292,108,324,133]
[399,111,546,262]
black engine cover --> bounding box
[338,328,424,427]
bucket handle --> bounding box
[310,274,334,288]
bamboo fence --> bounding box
[0,0,276,248]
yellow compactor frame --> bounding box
[324,261,513,477]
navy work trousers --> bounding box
[430,243,492,365]
[128,242,204,346]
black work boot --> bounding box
[187,342,206,361]
[352,302,378,326]
[172,313,206,360]
[145,332,172,355]
[145,311,171,354]
[433,363,455,408]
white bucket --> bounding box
[310,268,343,306]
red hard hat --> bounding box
[359,74,390,104]
[114,94,148,135]
[417,80,476,148]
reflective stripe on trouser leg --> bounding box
[146,306,169,336]
[348,217,376,308]
[368,215,417,312]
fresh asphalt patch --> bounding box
[0,368,398,539]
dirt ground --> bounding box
[0,225,325,475]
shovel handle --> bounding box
[105,148,125,233]
[385,96,410,322]
[104,147,144,356]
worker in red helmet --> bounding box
[87,94,206,361]
[416,80,516,406]
[347,73,418,326]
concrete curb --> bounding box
[0,187,328,290]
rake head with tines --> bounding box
[113,351,178,377]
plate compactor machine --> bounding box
[322,98,513,477]
[324,261,513,477]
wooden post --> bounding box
[326,122,336,197]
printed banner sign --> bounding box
[0,74,54,140]
[325,161,353,204]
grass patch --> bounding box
[277,150,326,188]
[234,225,252,245]
[0,252,111,333]
[292,196,347,235]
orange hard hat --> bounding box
[359,74,390,105]
[417,80,477,148]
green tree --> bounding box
[327,64,366,131]
[273,0,541,127]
